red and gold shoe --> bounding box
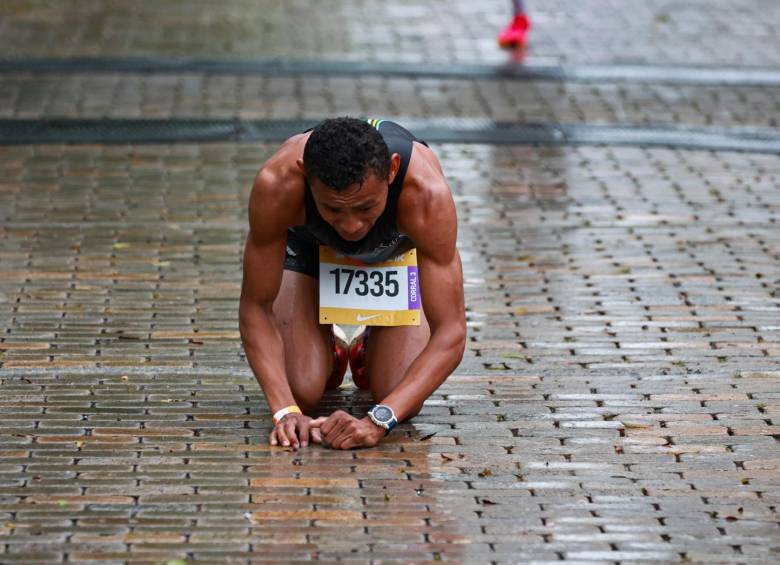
[498,13,531,49]
[348,326,371,390]
[326,325,349,389]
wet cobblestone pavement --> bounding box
[2,74,779,129]
[1,0,779,67]
[1,1,779,563]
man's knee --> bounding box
[290,378,326,415]
[293,394,321,416]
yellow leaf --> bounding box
[112,242,130,249]
[75,441,84,448]
[623,422,653,429]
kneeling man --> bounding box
[239,117,466,450]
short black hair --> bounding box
[303,117,390,191]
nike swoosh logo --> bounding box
[356,314,381,322]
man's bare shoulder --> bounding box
[397,142,456,251]
[249,132,311,233]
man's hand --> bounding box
[270,413,323,449]
[309,410,385,450]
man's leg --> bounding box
[273,269,333,413]
[362,312,431,419]
[499,0,530,48]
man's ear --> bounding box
[387,153,401,185]
[296,158,305,174]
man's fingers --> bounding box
[310,428,323,444]
[320,410,347,435]
[299,420,310,448]
[340,437,357,450]
[284,418,299,448]
[269,428,278,446]
[325,422,352,449]
[275,424,289,447]
[309,417,327,428]
[333,432,356,450]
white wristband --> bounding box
[273,405,302,425]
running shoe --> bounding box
[498,13,530,49]
[348,325,371,390]
[326,324,349,389]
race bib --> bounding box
[319,246,421,326]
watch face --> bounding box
[372,406,392,423]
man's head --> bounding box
[298,117,400,242]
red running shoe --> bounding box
[498,13,530,49]
[348,326,371,390]
[326,325,349,389]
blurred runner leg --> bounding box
[498,0,531,48]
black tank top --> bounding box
[290,119,422,264]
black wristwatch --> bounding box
[368,404,398,435]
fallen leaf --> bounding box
[418,432,437,442]
[112,242,130,250]
[623,422,653,429]
[75,441,84,448]
[480,498,499,505]
[478,468,493,478]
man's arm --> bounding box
[379,176,467,422]
[239,161,312,448]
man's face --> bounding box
[309,171,389,242]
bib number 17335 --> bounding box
[319,247,420,326]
